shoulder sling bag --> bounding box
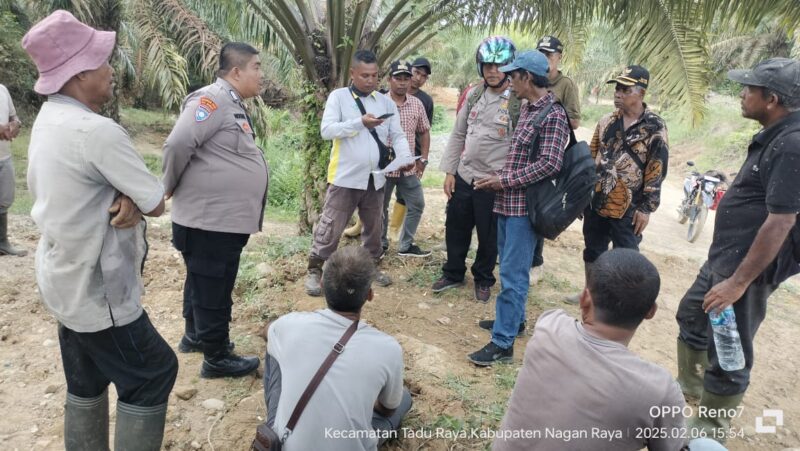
[251,320,359,451]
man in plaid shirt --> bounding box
[471,51,571,365]
[381,61,432,256]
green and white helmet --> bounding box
[475,36,516,77]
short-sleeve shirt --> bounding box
[548,72,581,123]
[27,95,164,332]
[708,111,800,277]
[439,86,514,184]
[0,84,17,161]
[162,78,269,234]
[268,309,404,451]
[494,309,687,451]
[385,94,430,177]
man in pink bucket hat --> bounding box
[23,10,178,451]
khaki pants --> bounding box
[310,178,384,261]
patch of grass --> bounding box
[541,272,575,292]
[581,103,610,127]
[431,414,466,431]
[120,107,174,134]
[265,207,298,223]
[223,379,252,404]
[494,364,519,391]
[421,169,445,190]
[9,129,31,215]
[407,261,441,288]
[142,153,163,177]
[258,108,304,213]
[431,105,455,134]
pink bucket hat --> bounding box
[21,10,116,95]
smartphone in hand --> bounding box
[377,113,394,120]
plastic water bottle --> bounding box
[709,306,745,371]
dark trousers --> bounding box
[58,311,178,406]
[676,262,778,395]
[532,239,544,268]
[172,223,249,350]
[442,173,497,286]
[582,208,642,263]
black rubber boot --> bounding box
[64,390,109,451]
[114,401,168,451]
[0,212,27,257]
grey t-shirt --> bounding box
[268,309,404,451]
[494,310,687,451]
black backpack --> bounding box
[525,102,598,240]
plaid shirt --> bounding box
[386,94,430,177]
[494,92,570,217]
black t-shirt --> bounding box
[708,111,800,277]
[411,89,434,156]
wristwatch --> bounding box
[420,158,429,166]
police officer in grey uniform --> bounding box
[163,42,268,378]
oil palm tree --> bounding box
[236,0,799,231]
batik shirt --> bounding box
[590,106,669,218]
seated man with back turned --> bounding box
[494,249,687,451]
[263,246,412,450]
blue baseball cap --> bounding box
[499,50,549,77]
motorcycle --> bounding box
[677,161,728,243]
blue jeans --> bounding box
[492,215,538,349]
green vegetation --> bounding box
[9,130,31,215]
[431,104,454,134]
[257,108,305,216]
[120,107,175,133]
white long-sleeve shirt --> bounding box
[321,87,412,190]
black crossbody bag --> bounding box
[350,89,396,169]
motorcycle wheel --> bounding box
[677,204,689,224]
[687,206,708,243]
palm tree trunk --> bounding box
[298,83,331,233]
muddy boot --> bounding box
[687,391,745,444]
[114,401,168,451]
[0,212,27,257]
[343,216,363,238]
[564,262,593,304]
[677,338,708,400]
[304,255,325,296]
[65,390,109,451]
[388,203,407,241]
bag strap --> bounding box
[602,116,645,171]
[282,319,359,441]
[526,100,556,161]
[350,88,387,150]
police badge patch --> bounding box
[195,96,218,122]
[195,106,211,122]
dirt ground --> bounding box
[1,107,799,450]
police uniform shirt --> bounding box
[163,78,269,234]
[439,86,513,184]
